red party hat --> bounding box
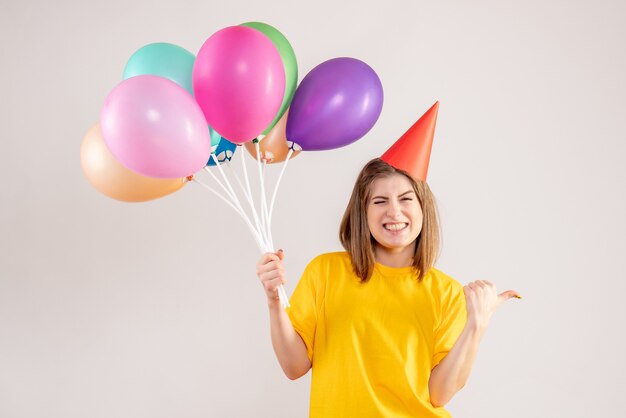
[381,101,439,181]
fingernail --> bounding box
[278,249,284,253]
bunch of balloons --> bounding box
[81,22,384,200]
[80,22,384,306]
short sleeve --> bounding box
[432,281,467,368]
[286,257,323,362]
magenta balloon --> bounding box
[286,57,384,151]
[100,75,212,178]
[193,26,286,144]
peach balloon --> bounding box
[244,110,301,163]
[80,123,185,202]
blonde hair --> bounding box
[339,158,440,282]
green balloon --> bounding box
[123,43,195,96]
[241,22,298,135]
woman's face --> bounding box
[366,174,423,255]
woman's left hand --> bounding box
[463,280,521,330]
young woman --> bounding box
[256,158,520,417]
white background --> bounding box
[1,0,625,416]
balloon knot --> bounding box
[186,175,194,182]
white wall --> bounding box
[1,0,625,416]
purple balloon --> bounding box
[286,57,383,151]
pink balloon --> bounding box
[193,26,286,144]
[100,75,212,178]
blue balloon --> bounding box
[207,138,238,166]
[209,126,222,148]
[123,43,196,96]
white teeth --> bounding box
[384,223,408,231]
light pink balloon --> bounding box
[100,75,212,178]
[193,26,286,144]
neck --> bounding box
[374,243,416,268]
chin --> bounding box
[373,237,415,252]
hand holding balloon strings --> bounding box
[84,23,383,309]
[193,144,291,306]
[190,24,292,305]
[186,57,384,307]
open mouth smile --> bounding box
[383,222,409,232]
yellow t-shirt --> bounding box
[286,252,467,418]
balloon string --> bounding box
[254,144,267,241]
[210,154,238,203]
[192,178,264,248]
[225,160,247,200]
[226,160,265,244]
[208,154,271,252]
[254,135,274,250]
[262,159,274,248]
[255,141,272,249]
[269,148,294,230]
[200,156,289,308]
[253,142,289,307]
[203,166,235,202]
[240,150,271,247]
[241,146,265,247]
[210,153,251,232]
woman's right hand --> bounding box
[256,249,286,304]
[257,249,311,379]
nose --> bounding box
[386,200,402,217]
